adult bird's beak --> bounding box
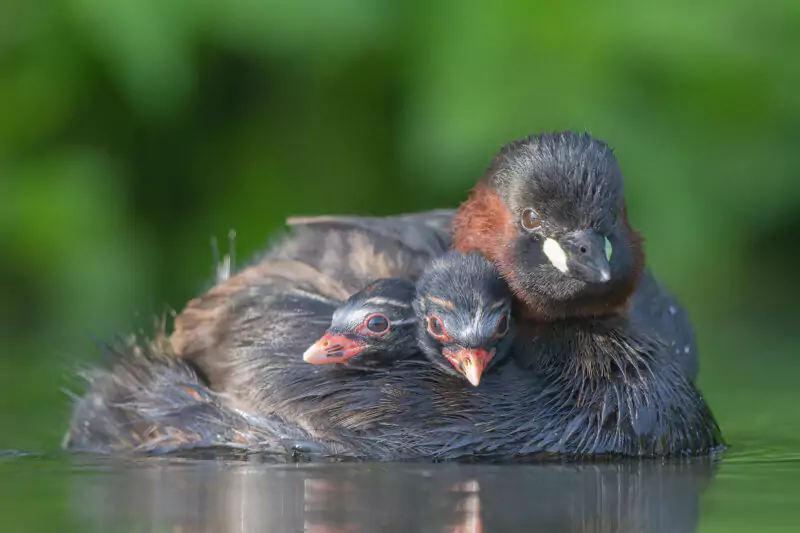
[542,229,612,283]
[303,333,366,364]
[442,347,496,386]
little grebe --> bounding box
[66,132,722,459]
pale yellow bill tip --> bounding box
[463,363,482,387]
[303,342,326,364]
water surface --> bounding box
[2,448,799,533]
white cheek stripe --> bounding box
[486,298,510,311]
[472,307,484,335]
[543,238,569,274]
[363,297,411,308]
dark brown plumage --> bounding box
[65,132,721,459]
[451,131,718,452]
[64,331,348,457]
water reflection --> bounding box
[70,458,715,532]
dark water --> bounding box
[2,449,800,533]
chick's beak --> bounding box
[543,229,612,284]
[303,333,366,365]
[442,347,496,386]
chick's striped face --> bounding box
[421,292,512,386]
[424,296,510,343]
[303,279,418,365]
[332,295,417,338]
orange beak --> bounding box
[442,347,496,386]
[303,333,366,365]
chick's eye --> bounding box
[364,313,389,334]
[427,315,449,341]
[521,208,539,231]
[494,313,510,338]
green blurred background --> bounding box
[2,0,800,462]
[3,1,800,531]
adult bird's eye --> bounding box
[364,313,390,335]
[493,313,510,338]
[520,208,540,231]
[427,315,449,341]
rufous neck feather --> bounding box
[452,183,645,322]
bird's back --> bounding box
[67,209,711,459]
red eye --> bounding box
[427,315,451,342]
[493,313,510,338]
[360,313,390,336]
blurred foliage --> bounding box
[1,0,800,454]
